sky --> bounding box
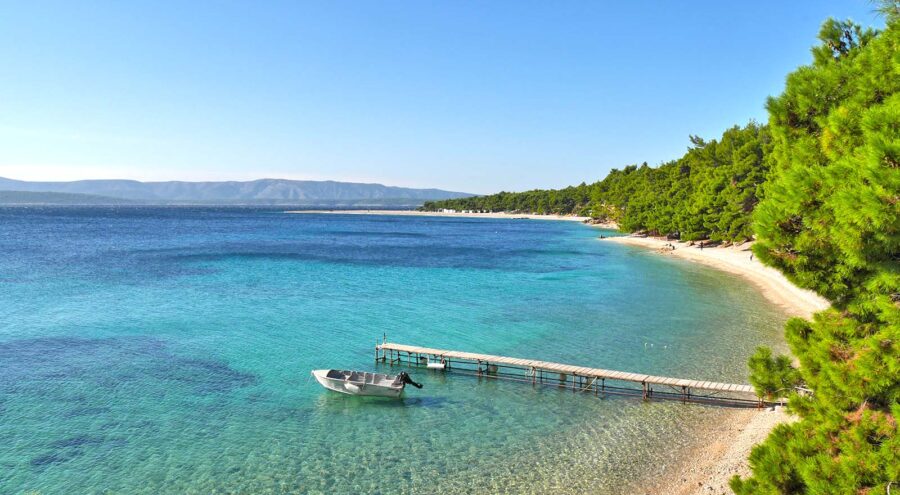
[0,1,885,194]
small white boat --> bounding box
[312,369,422,398]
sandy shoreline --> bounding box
[643,407,795,495]
[606,235,825,494]
[292,210,819,494]
[292,210,828,318]
[285,209,620,228]
[604,236,828,319]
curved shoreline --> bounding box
[602,236,829,319]
[284,209,619,227]
[641,407,796,495]
[291,210,819,494]
[604,235,823,495]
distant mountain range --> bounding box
[0,190,137,205]
[0,177,473,206]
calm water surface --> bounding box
[0,207,788,494]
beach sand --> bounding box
[603,236,828,319]
[291,211,818,494]
[605,236,824,495]
[285,209,619,228]
[642,407,796,495]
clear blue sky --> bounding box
[0,1,884,193]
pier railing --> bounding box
[376,342,764,408]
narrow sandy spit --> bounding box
[605,236,824,494]
[305,213,827,316]
[285,209,619,227]
[603,236,829,319]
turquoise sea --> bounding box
[0,208,789,494]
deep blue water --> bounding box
[0,207,788,494]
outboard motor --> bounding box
[398,371,423,389]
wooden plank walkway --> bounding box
[376,342,761,407]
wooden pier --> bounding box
[375,342,764,408]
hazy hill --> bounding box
[0,190,137,205]
[0,177,473,203]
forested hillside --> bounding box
[732,13,899,495]
[427,7,899,494]
[422,123,772,242]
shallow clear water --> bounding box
[0,207,788,494]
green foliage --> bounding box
[753,17,898,310]
[747,346,801,399]
[733,14,900,495]
[423,123,772,243]
[429,11,899,493]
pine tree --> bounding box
[733,14,900,494]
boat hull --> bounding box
[312,370,404,398]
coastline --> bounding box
[292,210,825,318]
[285,209,619,228]
[603,236,829,319]
[292,211,817,494]
[607,235,825,495]
[643,407,796,495]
